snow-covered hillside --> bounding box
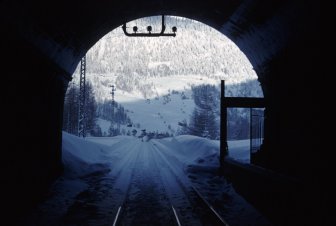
[69,16,263,136]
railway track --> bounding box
[152,142,229,226]
[112,142,229,226]
[112,142,177,226]
[112,204,181,226]
[190,185,229,226]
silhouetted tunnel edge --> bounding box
[1,0,326,225]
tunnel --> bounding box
[1,0,326,225]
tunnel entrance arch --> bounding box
[58,15,270,224]
[56,0,320,184]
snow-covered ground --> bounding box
[90,73,262,135]
[94,75,218,135]
[228,139,251,163]
[23,133,269,226]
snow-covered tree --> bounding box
[63,83,79,135]
[188,84,219,139]
[84,82,97,136]
[63,81,98,137]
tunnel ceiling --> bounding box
[1,0,318,81]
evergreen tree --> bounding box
[62,83,79,135]
[177,119,189,135]
[84,81,97,136]
[108,123,120,137]
[188,84,219,139]
[63,81,98,136]
[96,100,132,126]
[91,124,103,137]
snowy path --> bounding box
[23,133,271,226]
[104,140,224,226]
[116,141,176,226]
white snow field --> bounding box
[24,132,270,226]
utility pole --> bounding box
[110,84,116,121]
[220,80,228,166]
[78,56,86,137]
[109,84,117,136]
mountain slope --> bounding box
[69,16,263,136]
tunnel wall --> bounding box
[219,0,323,177]
[2,24,68,219]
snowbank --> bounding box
[62,132,112,178]
[153,135,250,166]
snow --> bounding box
[24,132,269,225]
[228,139,251,163]
[148,61,171,69]
[154,135,251,164]
[96,118,111,135]
[63,132,109,164]
[62,132,251,184]
[91,73,262,136]
[119,89,194,133]
[31,15,268,225]
[68,16,263,137]
[91,75,223,134]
